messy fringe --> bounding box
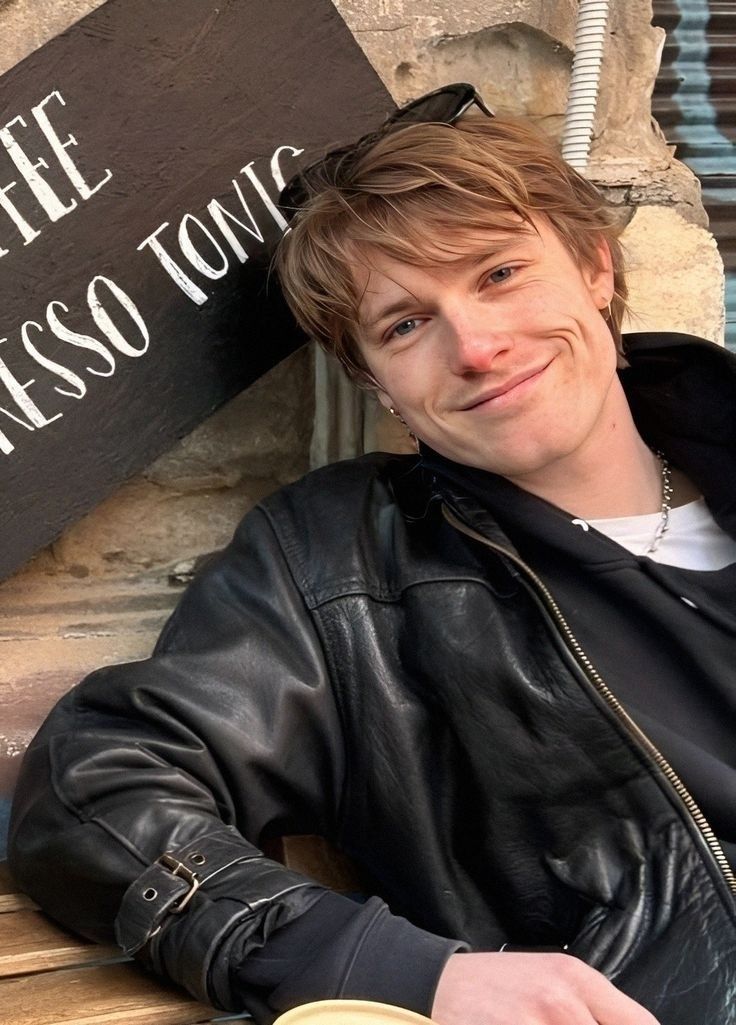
[277,115,628,387]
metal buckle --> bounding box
[156,852,201,914]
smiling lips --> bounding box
[459,360,553,411]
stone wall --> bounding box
[333,0,724,343]
[0,0,725,836]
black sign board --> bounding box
[0,0,392,581]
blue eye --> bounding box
[489,266,513,283]
[393,319,418,337]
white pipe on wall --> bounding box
[561,0,611,170]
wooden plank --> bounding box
[0,962,215,1024]
[0,909,120,977]
[0,890,38,914]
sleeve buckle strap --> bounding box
[156,853,201,914]
[116,829,266,955]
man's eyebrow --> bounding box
[465,233,536,266]
[361,296,417,330]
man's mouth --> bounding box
[459,360,553,411]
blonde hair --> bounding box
[276,115,628,386]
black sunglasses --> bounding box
[279,82,494,220]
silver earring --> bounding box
[388,406,408,427]
[387,406,419,452]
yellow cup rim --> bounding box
[273,999,434,1025]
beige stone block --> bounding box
[621,205,725,344]
[0,0,105,76]
[335,0,671,169]
[334,0,576,127]
[335,0,577,47]
[403,24,570,133]
[0,346,312,582]
[44,476,273,577]
[591,2,669,164]
[590,156,709,230]
[0,570,178,793]
[146,348,314,490]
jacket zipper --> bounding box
[442,503,736,898]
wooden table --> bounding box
[0,863,230,1024]
[0,838,360,1024]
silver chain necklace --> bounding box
[643,451,674,555]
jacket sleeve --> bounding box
[8,503,462,1019]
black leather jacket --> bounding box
[9,334,736,1024]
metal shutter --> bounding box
[652,0,736,347]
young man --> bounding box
[9,85,736,1025]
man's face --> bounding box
[353,216,619,483]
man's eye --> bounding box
[488,266,514,284]
[392,318,418,337]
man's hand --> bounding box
[431,952,660,1024]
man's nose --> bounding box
[444,304,513,374]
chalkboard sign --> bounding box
[0,0,392,581]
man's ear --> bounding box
[583,237,615,306]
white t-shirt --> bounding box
[587,497,736,570]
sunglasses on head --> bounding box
[279,82,494,220]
